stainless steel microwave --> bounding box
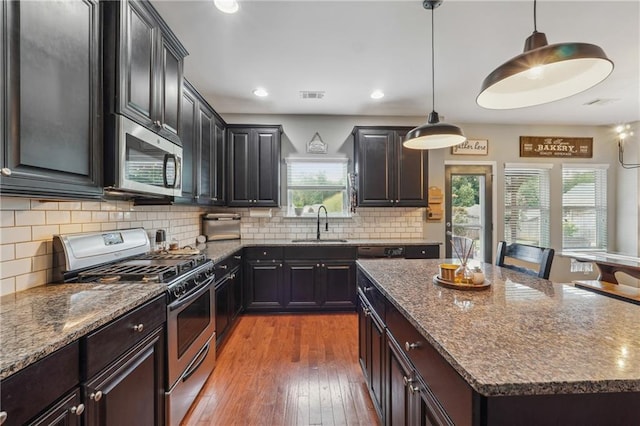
[104,114,182,197]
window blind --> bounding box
[562,165,607,250]
[503,166,551,247]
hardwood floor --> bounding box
[182,313,379,426]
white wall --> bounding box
[615,121,639,256]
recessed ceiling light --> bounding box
[370,90,385,99]
[214,0,239,14]
[252,88,268,97]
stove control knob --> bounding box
[173,288,181,298]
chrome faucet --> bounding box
[316,205,328,240]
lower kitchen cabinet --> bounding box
[244,259,284,311]
[83,328,164,426]
[357,292,385,420]
[214,251,242,350]
[387,335,418,426]
[82,295,166,426]
[0,342,81,426]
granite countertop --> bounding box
[356,258,640,397]
[0,283,165,380]
[202,238,441,263]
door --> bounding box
[196,105,213,203]
[444,165,493,263]
[283,261,322,309]
[159,37,182,138]
[244,261,283,311]
[324,261,356,309]
[177,83,196,200]
[355,129,395,206]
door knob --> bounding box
[70,404,85,416]
[90,390,103,401]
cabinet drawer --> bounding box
[1,341,79,426]
[245,246,283,261]
[357,270,385,321]
[405,245,440,259]
[284,246,356,260]
[386,302,473,426]
[215,251,242,278]
[84,295,166,378]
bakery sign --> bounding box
[520,136,593,158]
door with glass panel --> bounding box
[444,165,493,263]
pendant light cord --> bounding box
[431,6,435,112]
[533,0,537,31]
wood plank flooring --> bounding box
[182,313,379,426]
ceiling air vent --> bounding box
[300,91,325,100]
[583,98,619,106]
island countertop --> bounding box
[356,258,640,397]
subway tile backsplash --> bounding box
[0,196,425,295]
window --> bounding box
[503,164,551,247]
[285,157,349,217]
[562,165,608,250]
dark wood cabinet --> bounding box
[0,342,80,426]
[214,251,242,350]
[283,260,323,309]
[82,295,166,426]
[358,293,385,420]
[354,127,428,207]
[177,79,226,205]
[84,328,164,426]
[227,126,281,207]
[387,335,418,426]
[103,0,187,145]
[1,0,102,199]
[244,247,284,312]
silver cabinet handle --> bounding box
[403,376,414,387]
[1,168,11,176]
[363,287,373,292]
[405,341,420,351]
[219,265,228,270]
[90,391,103,401]
[71,404,85,416]
[133,323,144,332]
[0,411,7,425]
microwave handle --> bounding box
[163,154,178,188]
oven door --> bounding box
[166,278,216,388]
[117,115,183,197]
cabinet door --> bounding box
[215,276,231,347]
[119,0,156,127]
[417,377,454,426]
[84,328,164,426]
[2,0,102,198]
[212,118,226,205]
[387,336,418,426]
[227,128,251,205]
[396,130,428,207]
[253,128,280,207]
[196,105,213,203]
[283,261,322,309]
[244,261,283,311]
[357,296,369,376]
[369,313,385,419]
[230,267,242,319]
[29,388,83,426]
[177,82,197,201]
[159,36,182,139]
[355,129,395,206]
[323,261,356,309]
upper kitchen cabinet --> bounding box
[227,125,282,207]
[354,127,428,207]
[0,0,102,199]
[102,0,188,145]
[176,79,226,206]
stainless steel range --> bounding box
[53,228,216,426]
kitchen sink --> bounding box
[291,239,349,243]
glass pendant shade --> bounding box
[403,111,466,150]
[477,9,614,109]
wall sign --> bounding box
[306,132,328,154]
[520,136,593,158]
[451,139,488,155]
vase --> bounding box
[294,207,303,216]
[455,263,473,284]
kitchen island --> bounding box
[356,258,640,425]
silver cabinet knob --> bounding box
[317,263,320,267]
[133,323,144,332]
[0,411,7,425]
[90,391,103,401]
[263,251,267,256]
[405,341,421,351]
[1,168,11,176]
[363,287,373,292]
[234,256,241,260]
[154,120,162,127]
[219,265,228,270]
[421,250,426,254]
[71,404,85,416]
[403,376,414,387]
[363,308,371,317]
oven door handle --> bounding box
[182,340,212,382]
[163,154,178,188]
[169,280,213,312]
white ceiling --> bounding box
[152,0,640,126]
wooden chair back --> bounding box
[495,241,555,279]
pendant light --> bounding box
[477,0,613,110]
[403,0,466,150]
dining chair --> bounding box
[495,241,555,279]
